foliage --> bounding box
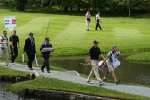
[1,0,150,15]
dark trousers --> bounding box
[95,22,102,30]
[10,47,18,63]
[27,53,35,69]
[41,57,50,72]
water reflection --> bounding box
[51,57,150,85]
[0,83,34,100]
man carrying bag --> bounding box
[40,37,54,73]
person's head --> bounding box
[87,9,90,14]
[3,31,7,36]
[12,30,16,35]
[45,37,49,44]
[29,32,33,38]
[112,45,118,52]
[98,12,100,15]
[93,40,99,47]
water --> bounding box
[51,56,150,85]
[0,57,149,99]
[0,83,35,100]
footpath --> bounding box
[0,63,150,98]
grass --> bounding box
[8,77,150,100]
[127,52,150,63]
[0,8,150,99]
[0,8,150,59]
[0,66,149,99]
[0,66,27,76]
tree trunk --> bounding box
[40,0,43,7]
[16,0,27,11]
[128,0,131,16]
[77,0,81,12]
[128,7,131,16]
[64,6,68,12]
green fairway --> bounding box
[0,9,150,58]
[127,52,150,63]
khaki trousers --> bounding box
[87,60,102,81]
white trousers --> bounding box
[86,21,90,30]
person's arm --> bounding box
[98,48,105,60]
[24,39,27,53]
[95,15,97,21]
[100,16,102,23]
[116,51,120,58]
[33,38,36,53]
[89,47,92,57]
[17,36,19,48]
[9,36,13,48]
[0,36,3,44]
[40,43,44,52]
[102,52,111,64]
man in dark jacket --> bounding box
[40,37,53,73]
[9,30,19,63]
[24,33,36,70]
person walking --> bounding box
[9,30,19,63]
[102,46,120,84]
[87,40,104,85]
[95,12,102,31]
[85,10,91,31]
[24,32,36,70]
[40,37,54,73]
[0,31,9,65]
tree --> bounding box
[16,0,27,11]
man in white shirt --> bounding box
[95,12,102,31]
[0,31,9,65]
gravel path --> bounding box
[1,63,150,98]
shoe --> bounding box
[41,70,44,73]
[115,80,120,85]
[86,80,94,84]
[99,81,104,85]
[41,68,44,73]
[29,68,33,70]
[102,77,107,81]
[86,80,91,83]
[6,63,9,66]
[86,29,90,31]
[47,71,51,73]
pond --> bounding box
[0,83,35,100]
[51,56,150,85]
